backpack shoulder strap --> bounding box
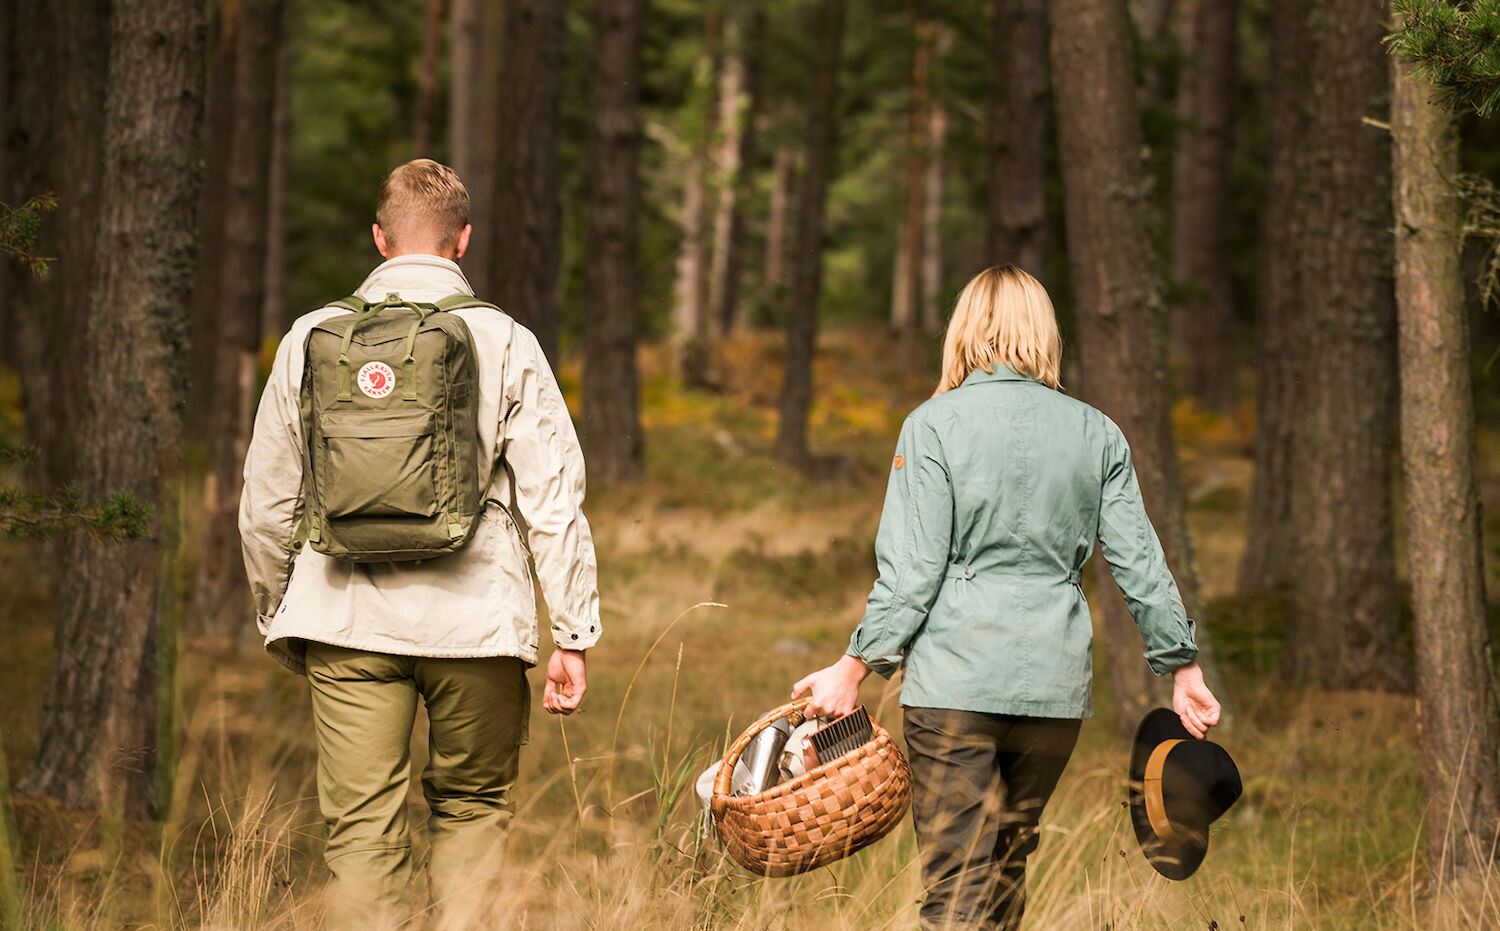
[327,293,369,314]
[434,292,501,313]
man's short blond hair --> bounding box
[375,159,470,253]
[935,265,1062,395]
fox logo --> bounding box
[357,361,397,399]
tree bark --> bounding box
[1050,0,1216,739]
[583,0,645,483]
[1238,1,1300,595]
[1392,42,1500,878]
[23,0,203,817]
[1170,0,1237,414]
[261,28,291,340]
[765,143,797,299]
[714,0,766,337]
[890,13,932,337]
[1275,0,1404,691]
[920,83,948,335]
[449,0,503,299]
[774,0,845,469]
[988,0,1049,278]
[4,0,109,490]
[672,10,721,388]
[413,0,448,158]
[494,0,565,363]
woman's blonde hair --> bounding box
[935,265,1061,395]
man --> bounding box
[239,159,600,927]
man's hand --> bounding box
[1172,660,1220,739]
[791,654,871,719]
[544,648,587,715]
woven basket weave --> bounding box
[710,698,912,877]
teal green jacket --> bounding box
[847,364,1198,718]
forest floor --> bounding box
[4,326,1500,929]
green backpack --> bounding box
[299,291,496,562]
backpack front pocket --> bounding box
[318,410,439,518]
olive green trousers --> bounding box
[304,641,529,930]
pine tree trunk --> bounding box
[775,0,845,469]
[890,14,931,337]
[1392,43,1500,878]
[449,0,503,299]
[583,0,645,483]
[495,0,565,363]
[1238,2,1299,596]
[1050,0,1216,739]
[192,0,284,638]
[765,143,796,300]
[714,0,766,337]
[413,0,447,158]
[673,11,721,388]
[261,31,291,339]
[1170,0,1237,414]
[23,0,203,817]
[988,0,1048,278]
[1275,0,1404,691]
[920,86,948,335]
[5,0,109,490]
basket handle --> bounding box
[713,697,811,798]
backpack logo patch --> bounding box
[356,361,396,399]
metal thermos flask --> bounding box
[740,714,800,795]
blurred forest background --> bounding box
[4,0,1500,927]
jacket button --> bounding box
[964,568,973,578]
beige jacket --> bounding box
[239,254,601,674]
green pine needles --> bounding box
[0,193,57,277]
[1388,0,1500,117]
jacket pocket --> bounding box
[318,410,438,518]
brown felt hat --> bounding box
[1128,707,1242,880]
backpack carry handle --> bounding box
[332,293,439,402]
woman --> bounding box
[792,265,1221,931]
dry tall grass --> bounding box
[6,330,1500,929]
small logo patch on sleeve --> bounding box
[892,454,905,470]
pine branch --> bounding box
[0,486,154,542]
[0,193,58,277]
[1388,0,1500,117]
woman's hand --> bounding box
[543,648,587,715]
[1171,661,1220,739]
[791,654,871,719]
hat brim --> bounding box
[1129,708,1209,880]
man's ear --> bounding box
[454,224,472,260]
[373,223,390,258]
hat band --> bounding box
[1144,739,1184,845]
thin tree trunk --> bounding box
[775,0,845,469]
[413,0,447,158]
[192,0,283,639]
[494,0,565,363]
[989,0,1048,278]
[890,13,932,337]
[1393,38,1500,879]
[449,0,503,299]
[583,0,645,483]
[765,143,796,300]
[715,0,766,336]
[1171,0,1237,414]
[921,85,948,335]
[262,29,291,340]
[24,0,203,818]
[6,0,109,490]
[673,11,721,388]
[1050,0,1217,739]
[708,5,747,339]
[1238,2,1299,595]
[1276,0,1404,691]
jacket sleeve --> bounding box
[499,326,602,650]
[847,415,953,678]
[239,331,305,630]
[1096,418,1198,675]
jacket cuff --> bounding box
[1144,618,1198,676]
[550,617,601,651]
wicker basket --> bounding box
[710,698,912,877]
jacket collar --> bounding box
[960,363,1041,387]
[354,254,475,304]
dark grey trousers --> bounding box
[903,708,1081,931]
